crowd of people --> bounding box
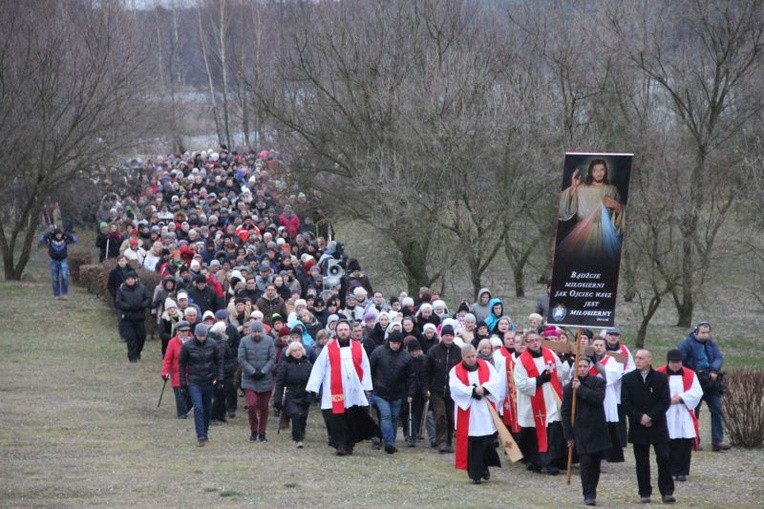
[39,146,732,505]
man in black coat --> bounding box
[561,357,611,506]
[369,332,416,454]
[424,325,462,453]
[115,270,150,362]
[187,274,224,314]
[621,349,675,504]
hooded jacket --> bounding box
[471,287,492,322]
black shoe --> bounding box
[406,440,416,448]
[640,496,651,503]
[470,478,482,485]
[258,434,267,442]
[662,495,676,504]
[249,432,258,442]
[384,445,398,454]
[676,475,687,482]
[546,466,560,476]
[227,412,236,418]
[197,438,206,447]
[482,470,490,481]
[584,498,596,506]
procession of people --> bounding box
[52,146,733,505]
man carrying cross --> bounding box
[514,331,570,475]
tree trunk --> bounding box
[677,236,694,327]
[635,293,662,348]
[400,241,434,296]
[513,265,526,298]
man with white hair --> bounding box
[449,344,502,484]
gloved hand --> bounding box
[537,371,552,385]
[471,387,483,400]
[306,391,318,404]
[162,373,170,381]
[252,370,265,380]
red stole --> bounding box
[497,347,520,433]
[327,339,364,414]
[657,366,700,448]
[454,359,492,471]
[519,348,563,453]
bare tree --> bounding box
[610,0,764,326]
[0,0,149,279]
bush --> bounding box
[68,250,93,284]
[722,368,764,448]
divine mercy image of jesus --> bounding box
[556,157,627,264]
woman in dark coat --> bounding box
[273,342,313,448]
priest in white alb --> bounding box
[657,349,703,481]
[514,331,570,475]
[306,319,379,456]
[449,344,503,484]
[591,337,625,462]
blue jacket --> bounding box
[677,332,723,373]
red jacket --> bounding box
[162,336,184,387]
[279,213,300,238]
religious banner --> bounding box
[547,152,633,328]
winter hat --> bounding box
[251,310,264,321]
[402,297,414,308]
[464,313,476,323]
[209,321,227,336]
[432,299,447,311]
[405,336,422,352]
[528,313,544,323]
[667,349,683,362]
[176,320,190,331]
[294,299,307,309]
[353,287,368,297]
[388,331,404,343]
[440,324,455,337]
[125,270,138,279]
[490,336,503,348]
[250,321,264,333]
[209,259,221,269]
[164,298,177,310]
[177,291,188,300]
[129,237,139,246]
[326,314,339,327]
[214,309,228,320]
[195,324,209,337]
[423,323,437,334]
[202,310,215,322]
[363,310,378,322]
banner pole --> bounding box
[566,328,583,486]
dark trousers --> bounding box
[430,393,456,446]
[211,376,235,420]
[518,421,565,469]
[467,434,501,481]
[188,381,213,439]
[119,319,146,361]
[172,386,191,418]
[604,422,625,462]
[245,389,271,435]
[579,451,604,500]
[696,388,724,446]
[633,441,674,498]
[290,412,309,442]
[668,438,693,477]
[616,403,628,447]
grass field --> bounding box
[1,245,763,508]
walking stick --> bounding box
[157,378,168,408]
[566,328,583,485]
[419,397,430,439]
[408,400,413,440]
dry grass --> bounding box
[1,279,763,509]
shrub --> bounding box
[68,250,93,284]
[722,368,764,448]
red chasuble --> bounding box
[454,358,493,471]
[327,339,364,414]
[657,365,700,448]
[519,348,563,453]
[497,347,520,433]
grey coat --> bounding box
[238,333,277,392]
